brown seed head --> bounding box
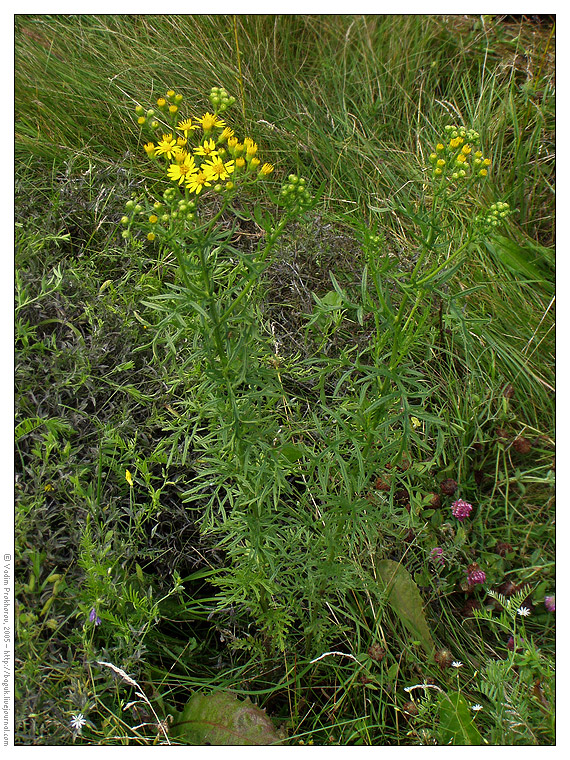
[434,648,454,669]
[440,478,458,496]
[512,436,532,454]
[495,541,513,557]
[367,643,387,663]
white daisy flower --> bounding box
[517,606,531,617]
[451,661,463,668]
[471,704,483,711]
[70,713,87,732]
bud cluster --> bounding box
[209,86,236,113]
[478,201,513,232]
[280,174,312,212]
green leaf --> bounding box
[438,691,484,745]
[170,690,286,745]
[485,236,554,293]
[375,559,435,656]
[278,443,306,463]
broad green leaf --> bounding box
[376,559,435,656]
[438,691,484,745]
[485,236,554,292]
[278,443,306,463]
[170,690,286,746]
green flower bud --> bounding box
[121,216,129,225]
[125,200,135,210]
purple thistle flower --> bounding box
[466,568,486,586]
[544,595,555,612]
[451,499,473,522]
[429,547,445,566]
[89,607,102,626]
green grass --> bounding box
[15,14,554,746]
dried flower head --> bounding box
[512,437,532,454]
[440,478,458,496]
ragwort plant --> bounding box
[123,86,519,668]
[126,87,319,648]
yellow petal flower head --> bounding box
[197,112,226,132]
[194,138,219,159]
[126,470,134,486]
[143,142,156,157]
[203,157,235,181]
[167,154,197,184]
[178,118,198,136]
[155,133,178,159]
[185,170,212,196]
[259,163,274,176]
[218,127,235,143]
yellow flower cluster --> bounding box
[134,87,274,197]
[428,125,492,182]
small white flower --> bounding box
[451,661,463,668]
[471,704,483,712]
[70,713,87,732]
[517,606,531,617]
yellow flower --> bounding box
[147,232,156,241]
[436,143,444,151]
[143,142,156,156]
[167,154,197,184]
[436,159,445,167]
[197,112,226,132]
[157,97,166,107]
[227,136,238,149]
[172,147,189,163]
[185,170,212,195]
[250,157,260,169]
[483,158,491,166]
[126,470,134,486]
[202,157,235,181]
[137,116,146,125]
[259,163,274,176]
[235,157,246,169]
[149,215,158,223]
[218,127,235,143]
[479,169,488,177]
[456,154,466,163]
[155,133,178,159]
[178,118,198,135]
[461,144,472,155]
[176,137,188,147]
[166,89,175,97]
[169,105,178,114]
[194,138,219,159]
